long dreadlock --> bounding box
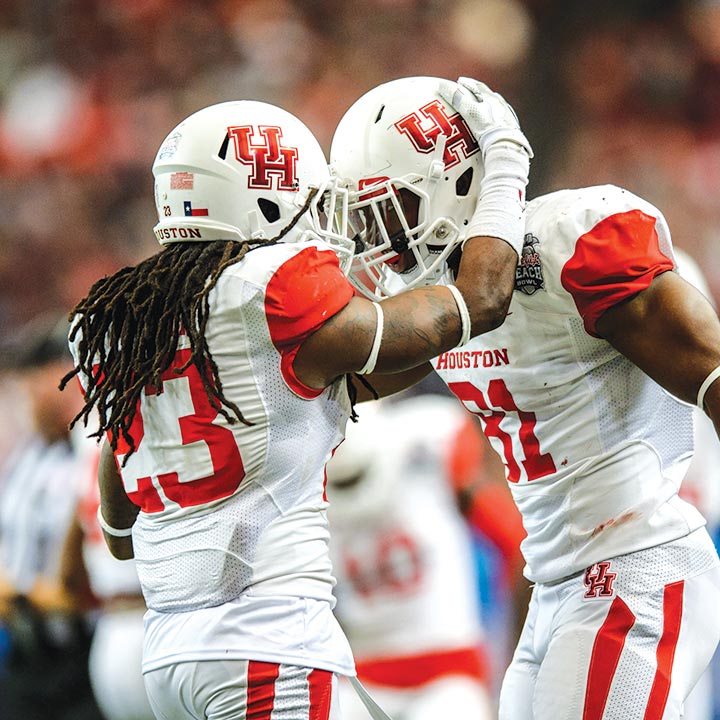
[61,240,256,461]
[61,190,320,462]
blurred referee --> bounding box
[0,313,103,720]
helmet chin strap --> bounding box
[420,132,447,234]
[389,230,409,254]
[447,244,463,280]
[429,133,447,181]
[248,209,264,239]
[274,187,319,243]
[387,137,446,255]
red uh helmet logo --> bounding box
[227,125,299,191]
[394,100,480,169]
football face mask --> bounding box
[342,177,464,298]
[330,76,483,300]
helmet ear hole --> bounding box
[455,167,473,197]
[257,198,280,223]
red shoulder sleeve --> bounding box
[265,246,354,398]
[560,209,674,337]
[445,413,526,580]
[446,415,486,493]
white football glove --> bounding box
[438,76,533,158]
[439,76,532,256]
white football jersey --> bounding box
[434,185,705,584]
[327,395,485,660]
[71,239,357,675]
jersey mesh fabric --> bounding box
[130,242,351,612]
[436,186,705,584]
[240,274,348,598]
[133,485,278,612]
[566,315,694,472]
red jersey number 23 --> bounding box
[114,348,245,513]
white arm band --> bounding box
[97,506,134,538]
[358,302,384,375]
[447,285,472,347]
[697,365,720,409]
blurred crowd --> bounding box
[1,0,720,343]
[2,0,720,717]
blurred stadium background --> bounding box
[2,0,720,716]
[1,0,720,346]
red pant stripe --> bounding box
[247,660,280,720]
[308,668,333,720]
[583,595,636,720]
[644,580,685,720]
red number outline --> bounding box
[448,379,556,483]
[114,348,245,512]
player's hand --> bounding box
[439,76,533,158]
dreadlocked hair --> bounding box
[61,189,322,463]
[345,373,378,423]
[61,239,267,463]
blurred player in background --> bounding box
[60,93,529,720]
[673,248,720,720]
[60,449,153,720]
[330,75,720,719]
[0,314,103,720]
[327,393,527,720]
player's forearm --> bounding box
[455,234,517,335]
[596,271,720,428]
[99,440,139,559]
[102,534,134,560]
[376,241,515,369]
[295,247,516,388]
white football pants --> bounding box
[144,658,340,720]
[499,529,720,720]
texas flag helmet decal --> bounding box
[183,201,209,216]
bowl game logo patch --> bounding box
[515,233,545,295]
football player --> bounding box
[329,76,720,720]
[61,97,530,719]
[326,394,526,720]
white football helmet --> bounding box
[152,100,353,272]
[329,77,484,300]
[326,402,396,520]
